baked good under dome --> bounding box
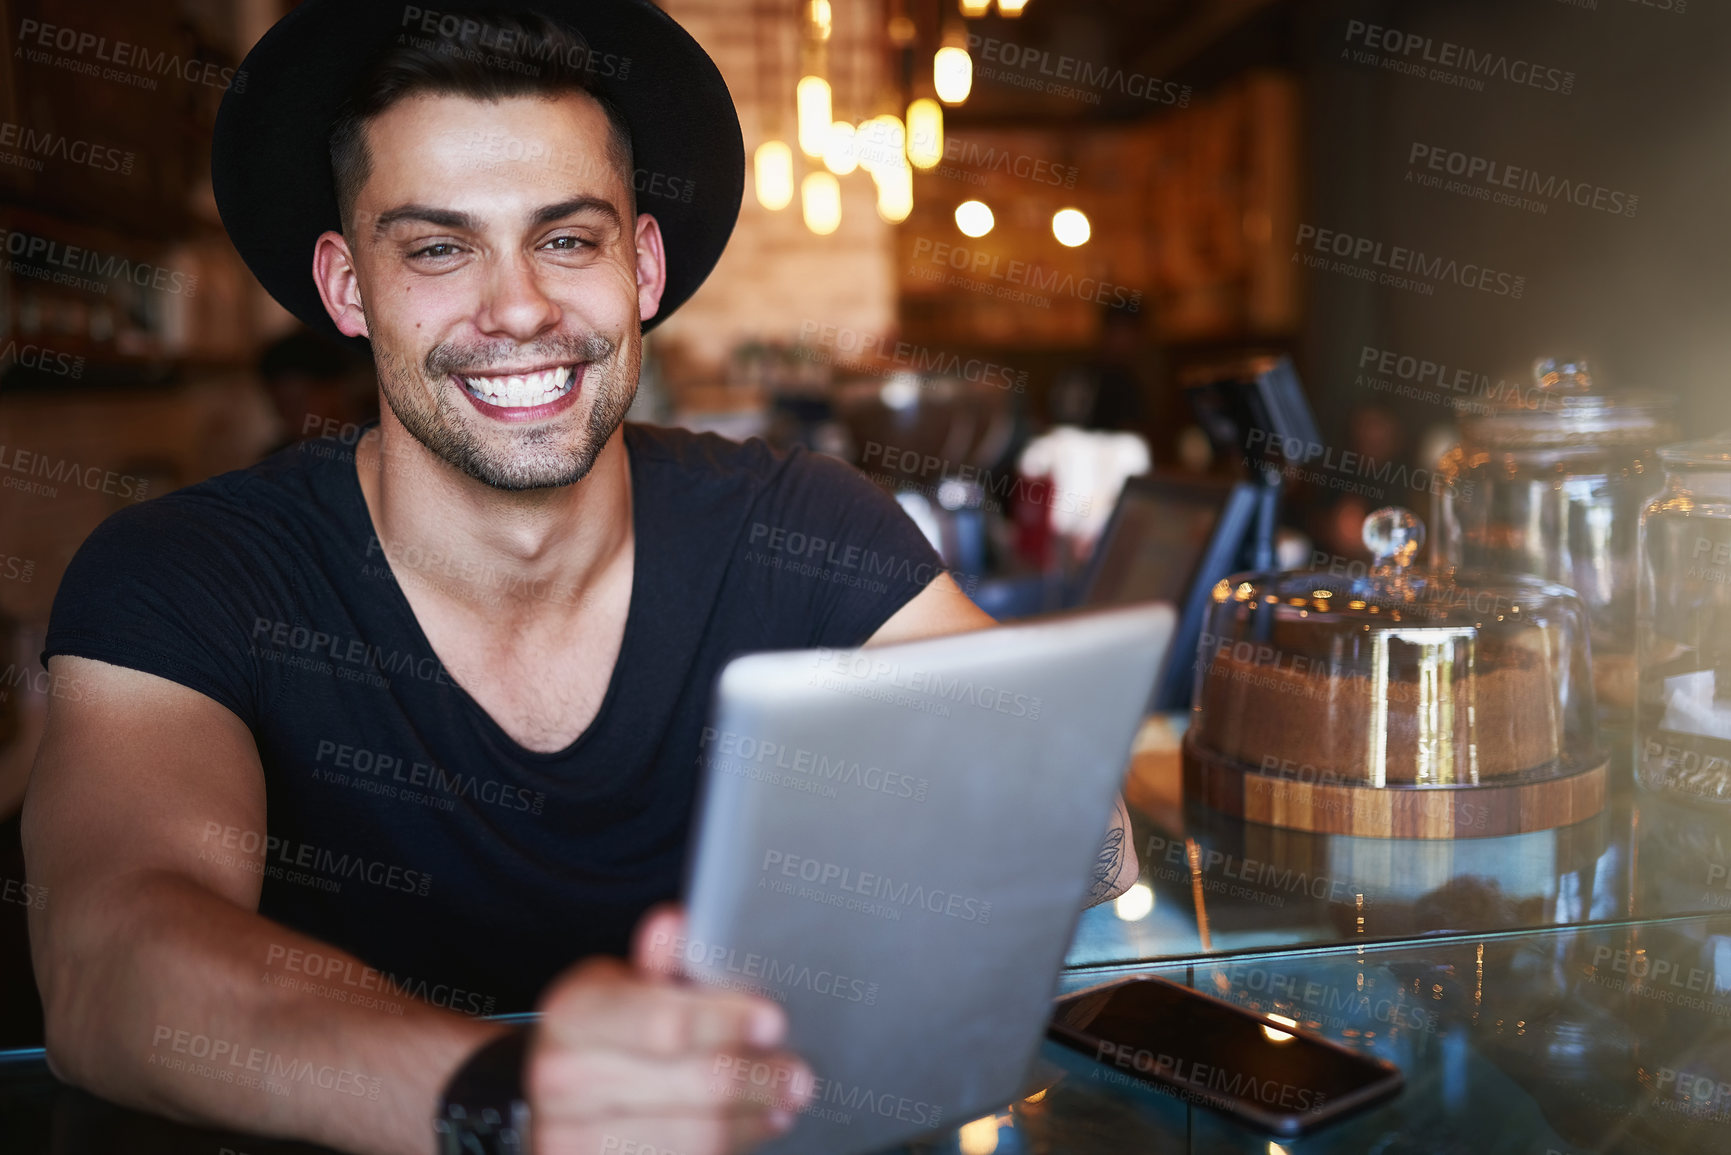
[1182,507,1606,837]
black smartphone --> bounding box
[1047,975,1404,1136]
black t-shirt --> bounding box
[41,422,945,1014]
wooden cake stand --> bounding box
[1179,730,1607,839]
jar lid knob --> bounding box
[1364,506,1424,570]
[1533,355,1594,393]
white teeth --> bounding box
[460,365,576,408]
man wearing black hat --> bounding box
[21,4,1136,1154]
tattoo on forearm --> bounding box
[1089,826,1125,901]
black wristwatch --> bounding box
[434,1027,532,1155]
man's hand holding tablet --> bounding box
[522,906,813,1155]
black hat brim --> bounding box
[212,0,744,346]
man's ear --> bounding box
[633,212,668,324]
[312,229,369,339]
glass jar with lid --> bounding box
[1183,508,1606,838]
[1433,357,1676,720]
[1635,437,1731,801]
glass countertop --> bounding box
[1065,716,1728,968]
[1027,914,1731,1154]
[7,716,1729,1153]
[9,915,1731,1153]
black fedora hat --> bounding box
[211,0,743,345]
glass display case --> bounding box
[1637,436,1731,802]
[1182,508,1605,838]
[1434,356,1677,722]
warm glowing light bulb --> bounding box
[809,0,832,39]
[959,0,991,15]
[906,98,943,169]
[823,122,858,175]
[753,141,794,210]
[797,76,832,157]
[1052,207,1091,247]
[955,199,994,237]
[857,114,906,175]
[997,0,1029,14]
[802,171,841,235]
[934,46,972,104]
[874,164,913,223]
[1113,883,1154,922]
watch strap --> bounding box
[434,1026,532,1155]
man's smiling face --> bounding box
[327,90,662,491]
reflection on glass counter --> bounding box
[1039,919,1731,1154]
[1064,716,1731,968]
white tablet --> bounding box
[680,603,1175,1155]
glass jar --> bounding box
[1635,437,1731,801]
[1434,357,1676,721]
[1184,508,1605,837]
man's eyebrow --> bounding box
[530,196,624,230]
[372,205,479,238]
[370,199,622,239]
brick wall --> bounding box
[647,0,898,384]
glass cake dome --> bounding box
[1183,508,1607,837]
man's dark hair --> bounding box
[328,9,636,235]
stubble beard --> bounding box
[374,330,638,491]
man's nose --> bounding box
[474,252,561,340]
